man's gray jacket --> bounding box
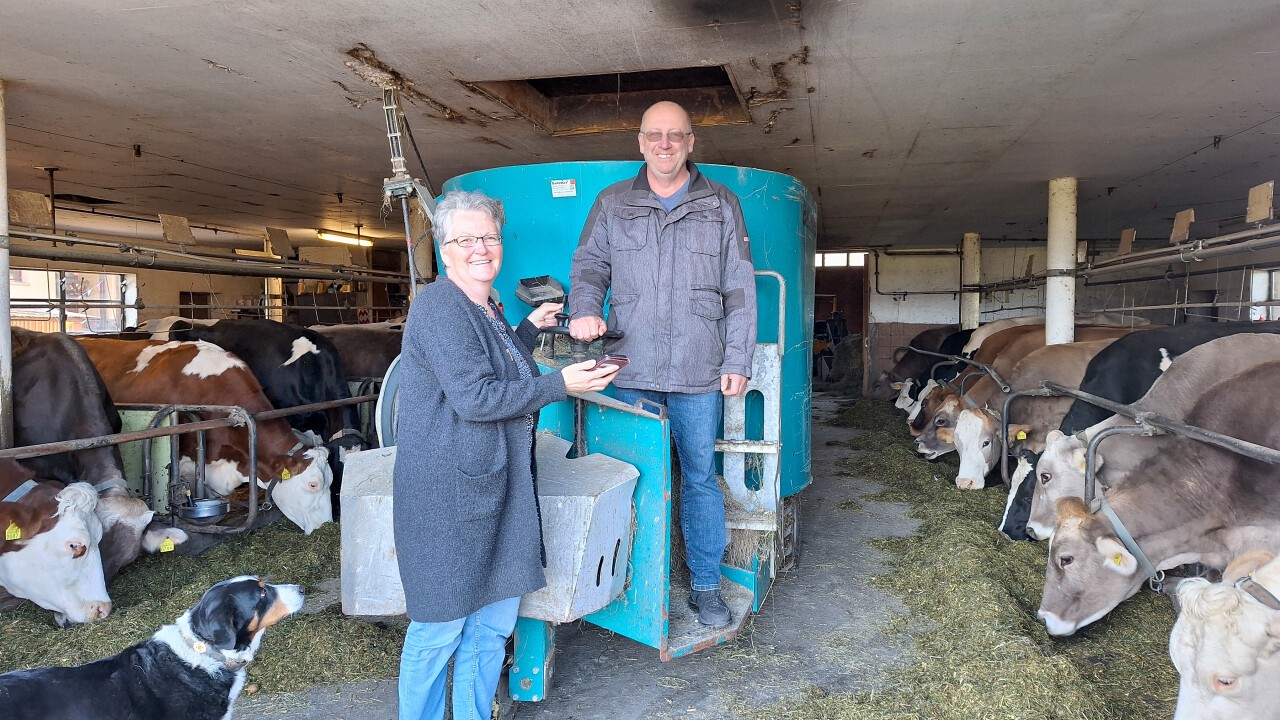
[569,162,757,394]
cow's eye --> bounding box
[935,417,946,426]
[1059,554,1074,568]
[1040,472,1052,485]
[1213,675,1238,692]
[982,440,991,448]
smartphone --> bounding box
[589,355,629,371]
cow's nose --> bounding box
[1025,526,1040,541]
[956,478,978,490]
[89,601,112,620]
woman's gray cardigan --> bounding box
[393,279,566,623]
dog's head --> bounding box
[187,575,304,656]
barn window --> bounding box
[8,268,136,333]
[816,252,866,268]
[464,66,749,137]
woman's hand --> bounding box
[561,359,619,394]
[526,302,564,329]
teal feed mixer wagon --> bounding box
[349,161,815,705]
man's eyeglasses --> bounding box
[445,234,503,248]
[642,130,691,144]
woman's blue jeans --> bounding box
[398,596,520,720]
[613,387,727,591]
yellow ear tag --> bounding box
[1016,430,1028,441]
[1111,553,1125,566]
[5,522,20,541]
[160,538,176,553]
[281,469,292,480]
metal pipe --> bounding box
[1080,232,1280,278]
[907,346,1011,393]
[1086,223,1280,272]
[1046,177,1078,345]
[1084,424,1154,504]
[252,394,379,422]
[756,270,787,346]
[9,228,408,281]
[1042,381,1280,466]
[0,413,244,462]
[1000,387,1054,484]
[6,241,406,284]
[0,79,13,449]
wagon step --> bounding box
[660,580,755,661]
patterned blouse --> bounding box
[477,300,535,439]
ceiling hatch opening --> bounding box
[465,65,749,137]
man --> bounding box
[568,101,757,629]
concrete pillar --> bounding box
[1045,177,1077,345]
[0,79,14,448]
[960,232,981,330]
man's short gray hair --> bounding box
[431,190,505,245]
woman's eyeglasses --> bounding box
[445,234,503,248]
[642,130,691,144]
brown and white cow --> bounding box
[867,326,959,401]
[1171,550,1280,720]
[1025,334,1280,541]
[949,339,1116,490]
[0,462,110,626]
[11,328,186,581]
[913,325,1135,458]
[76,338,333,534]
[1037,360,1280,636]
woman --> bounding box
[393,189,618,720]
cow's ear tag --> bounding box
[281,469,292,480]
[1016,430,1028,441]
[1111,553,1125,567]
[4,522,20,541]
[160,537,176,553]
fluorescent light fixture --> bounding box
[316,229,372,247]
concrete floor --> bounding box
[236,393,920,719]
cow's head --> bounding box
[913,389,960,458]
[951,408,1002,490]
[1171,551,1280,720]
[1036,497,1143,636]
[264,447,333,535]
[1027,430,1100,541]
[867,370,903,401]
[0,483,111,626]
[998,451,1041,541]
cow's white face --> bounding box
[904,379,938,423]
[0,483,111,626]
[1027,430,1097,541]
[1037,502,1142,636]
[1172,572,1280,720]
[890,378,915,410]
[264,447,333,535]
[952,409,1000,490]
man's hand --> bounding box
[569,315,607,342]
[721,373,749,397]
[526,302,563,329]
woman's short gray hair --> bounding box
[432,190,505,245]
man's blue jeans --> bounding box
[614,387,727,591]
[398,596,520,720]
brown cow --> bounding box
[76,338,333,534]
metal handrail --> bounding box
[999,387,1055,484]
[907,346,1011,394]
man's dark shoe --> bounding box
[688,589,731,628]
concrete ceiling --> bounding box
[1,0,1277,253]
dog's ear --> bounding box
[189,586,240,650]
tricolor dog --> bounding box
[0,575,304,720]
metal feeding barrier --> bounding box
[1010,381,1280,585]
[906,345,1012,394]
[0,393,379,534]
